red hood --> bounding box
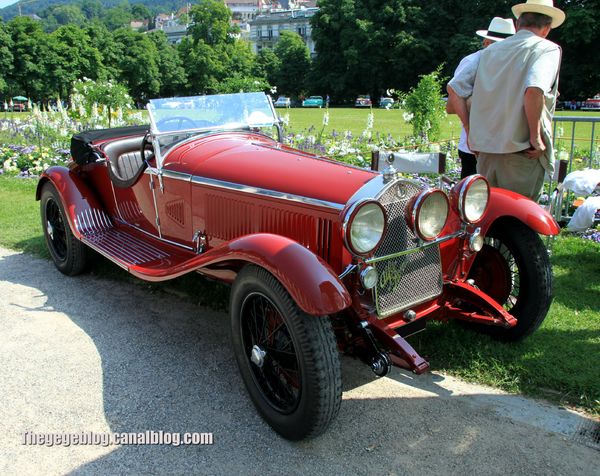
[166,132,376,206]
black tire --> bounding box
[40,182,88,276]
[230,265,342,440]
[468,220,553,341]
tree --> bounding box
[147,30,187,97]
[273,31,311,98]
[83,21,121,80]
[252,48,280,86]
[81,0,103,20]
[113,28,160,102]
[6,16,48,100]
[0,21,13,95]
[102,5,133,31]
[131,3,152,21]
[180,0,257,94]
[45,25,104,98]
[310,0,430,100]
[49,5,86,27]
[187,0,236,47]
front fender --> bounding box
[478,187,559,236]
[36,166,104,239]
[208,234,351,316]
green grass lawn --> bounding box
[284,108,600,156]
[1,175,598,415]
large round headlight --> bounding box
[344,200,386,255]
[453,175,490,223]
[410,189,449,241]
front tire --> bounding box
[468,220,553,341]
[230,265,342,440]
[40,182,88,276]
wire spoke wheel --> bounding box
[231,266,342,440]
[45,198,68,261]
[241,292,301,413]
[40,182,88,276]
[468,221,553,341]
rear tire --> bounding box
[40,182,88,276]
[230,265,342,440]
[468,220,553,341]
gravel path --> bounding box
[0,247,598,475]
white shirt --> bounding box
[451,50,481,153]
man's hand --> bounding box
[525,135,546,159]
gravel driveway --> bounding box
[0,247,598,475]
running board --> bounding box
[75,208,196,279]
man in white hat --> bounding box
[447,17,516,178]
[448,0,566,200]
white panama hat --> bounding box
[476,17,516,42]
[512,0,566,29]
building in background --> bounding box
[249,7,318,56]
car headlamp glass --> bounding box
[346,201,386,255]
[457,175,490,223]
[412,190,449,241]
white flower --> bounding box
[366,112,374,130]
[281,113,290,127]
[403,112,414,122]
[270,86,277,94]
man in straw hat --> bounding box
[447,17,516,178]
[448,0,565,200]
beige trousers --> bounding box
[476,152,545,200]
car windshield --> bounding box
[147,92,279,164]
[309,96,322,100]
[148,92,278,135]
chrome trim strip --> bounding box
[338,264,357,280]
[365,230,463,264]
[161,169,192,182]
[346,174,427,209]
[191,175,345,210]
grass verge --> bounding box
[1,176,598,415]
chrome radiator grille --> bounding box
[371,181,443,318]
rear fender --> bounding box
[478,187,559,236]
[36,166,106,239]
[198,234,352,316]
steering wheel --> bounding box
[140,133,154,164]
[156,116,197,131]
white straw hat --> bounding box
[476,17,516,42]
[512,0,566,29]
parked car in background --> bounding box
[355,95,372,107]
[274,96,291,108]
[379,97,395,108]
[38,91,559,441]
[302,96,324,108]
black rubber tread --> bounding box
[470,220,553,341]
[230,265,342,440]
[40,182,88,276]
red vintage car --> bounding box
[37,92,558,440]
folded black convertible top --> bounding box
[70,125,149,165]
